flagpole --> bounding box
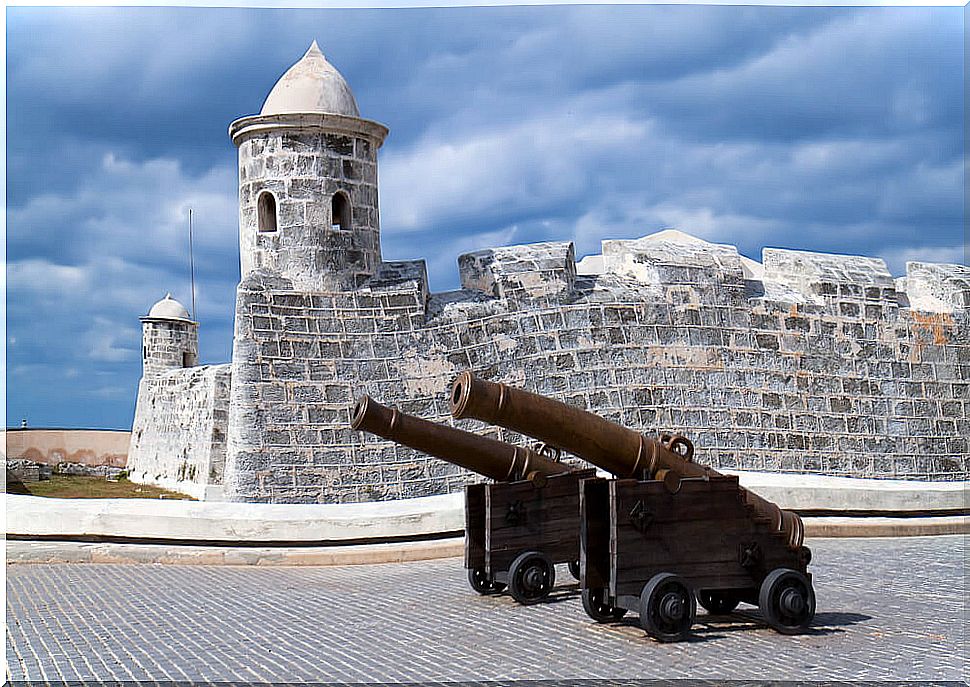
[189,207,197,321]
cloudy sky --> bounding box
[6,5,965,429]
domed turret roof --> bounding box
[260,41,360,117]
[147,293,191,321]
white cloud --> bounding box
[380,110,651,232]
[376,92,961,291]
[880,244,967,275]
[10,8,258,107]
[7,259,88,295]
[87,317,140,363]
[7,152,240,406]
[641,8,959,139]
[89,333,136,363]
[383,223,520,292]
[9,153,238,270]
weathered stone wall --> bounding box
[5,459,52,483]
[222,235,968,503]
[128,364,231,500]
[141,319,198,378]
[236,127,382,291]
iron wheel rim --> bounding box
[759,568,815,634]
[641,573,695,642]
[508,551,555,604]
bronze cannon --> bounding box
[352,395,572,484]
[351,395,593,604]
[451,371,803,549]
[450,372,815,640]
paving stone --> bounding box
[5,536,967,682]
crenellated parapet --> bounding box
[600,232,746,303]
[458,242,576,307]
[898,261,970,313]
[216,229,968,503]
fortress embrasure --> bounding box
[126,44,969,502]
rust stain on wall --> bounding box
[912,312,954,346]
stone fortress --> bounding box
[126,43,969,502]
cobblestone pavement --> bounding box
[6,536,967,683]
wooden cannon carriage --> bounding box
[580,473,814,641]
[464,465,595,603]
[351,395,589,604]
[450,372,816,641]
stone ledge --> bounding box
[720,470,968,512]
[6,471,966,547]
[5,538,466,566]
[5,491,465,543]
[803,516,968,538]
[7,517,968,566]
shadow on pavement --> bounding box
[714,608,873,636]
[812,611,873,626]
[539,587,582,604]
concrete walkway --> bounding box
[7,536,968,682]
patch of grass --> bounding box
[13,475,194,500]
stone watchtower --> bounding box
[228,41,389,291]
[140,294,198,377]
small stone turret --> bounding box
[140,294,198,377]
[229,41,388,292]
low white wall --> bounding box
[6,491,464,542]
[721,470,968,512]
[5,429,130,467]
[6,472,966,543]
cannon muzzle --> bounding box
[351,395,574,484]
[450,372,804,549]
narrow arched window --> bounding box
[331,191,351,231]
[257,191,277,232]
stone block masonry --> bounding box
[128,364,231,500]
[129,45,969,503]
[234,123,385,293]
[141,318,197,377]
[222,232,969,503]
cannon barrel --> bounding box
[351,395,574,483]
[450,372,804,549]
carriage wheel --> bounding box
[582,588,627,623]
[568,560,581,581]
[758,568,815,634]
[466,567,505,595]
[639,573,696,642]
[508,550,555,605]
[696,589,740,615]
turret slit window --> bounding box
[331,191,351,231]
[257,191,278,232]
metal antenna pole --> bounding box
[188,207,197,321]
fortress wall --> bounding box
[128,364,232,500]
[223,238,969,504]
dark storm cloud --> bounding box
[5,5,964,428]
